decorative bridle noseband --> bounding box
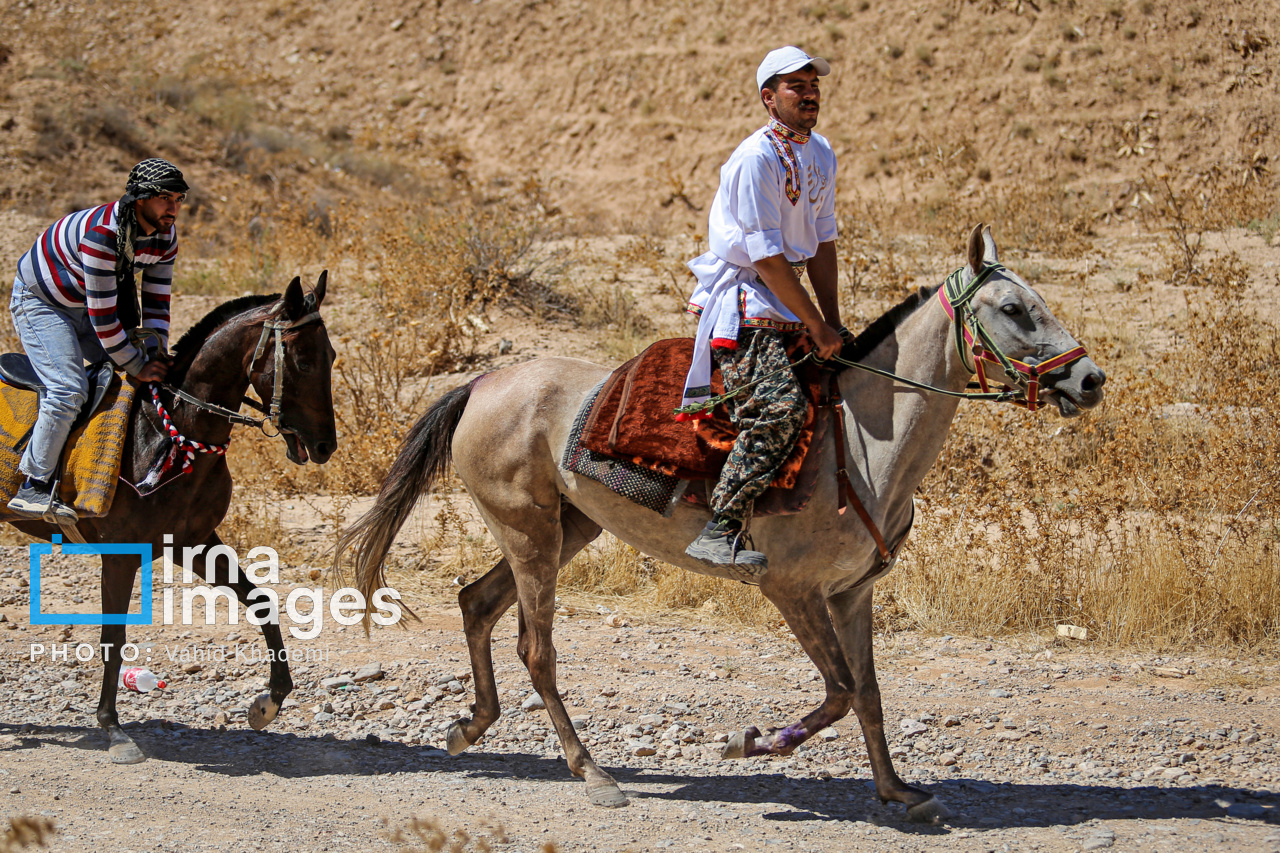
[935,263,1088,412]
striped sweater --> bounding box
[17,201,175,375]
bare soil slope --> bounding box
[0,1,1275,229]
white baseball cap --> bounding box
[756,46,831,91]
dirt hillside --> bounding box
[0,0,1275,231]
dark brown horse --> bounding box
[11,273,336,763]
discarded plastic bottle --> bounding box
[118,667,166,693]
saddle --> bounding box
[0,355,117,445]
[0,355,137,522]
[577,338,834,516]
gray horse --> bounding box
[336,225,1105,821]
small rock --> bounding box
[1153,667,1185,679]
[989,689,1013,699]
[629,741,657,757]
[497,338,513,355]
[638,713,666,727]
[1056,623,1088,640]
[522,693,546,711]
[900,718,928,737]
[1081,830,1115,851]
[942,715,961,727]
[313,712,335,723]
[353,662,384,683]
[938,752,958,767]
[571,715,590,732]
[378,700,396,711]
[389,18,404,31]
[182,664,203,675]
[604,613,628,628]
[662,724,681,741]
[0,613,7,623]
[321,676,354,690]
[818,726,838,742]
[308,568,322,581]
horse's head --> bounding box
[251,271,338,464]
[952,224,1106,417]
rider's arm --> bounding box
[81,223,149,375]
[734,149,842,358]
[754,254,843,358]
[807,240,841,332]
[139,227,177,357]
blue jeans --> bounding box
[9,276,110,482]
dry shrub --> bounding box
[388,815,509,853]
[0,818,56,852]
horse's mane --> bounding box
[836,282,943,368]
[168,293,281,383]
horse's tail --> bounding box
[333,379,476,631]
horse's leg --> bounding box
[721,581,855,760]
[449,505,602,755]
[199,532,293,730]
[96,553,145,764]
[482,505,624,808]
[448,557,516,754]
[828,584,948,823]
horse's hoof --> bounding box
[248,694,280,731]
[906,795,950,824]
[109,741,146,765]
[445,722,472,756]
[720,731,748,760]
[587,780,629,808]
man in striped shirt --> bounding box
[7,158,187,519]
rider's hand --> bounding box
[809,322,844,360]
[135,358,170,383]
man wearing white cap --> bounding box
[682,46,845,574]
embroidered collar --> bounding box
[767,119,810,144]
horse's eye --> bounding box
[1001,303,1022,317]
[297,361,313,373]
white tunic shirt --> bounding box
[680,120,838,415]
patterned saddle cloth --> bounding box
[0,370,137,521]
[563,338,832,517]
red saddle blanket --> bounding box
[579,338,831,505]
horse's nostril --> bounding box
[316,441,333,458]
[1081,369,1106,393]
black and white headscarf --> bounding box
[115,158,188,330]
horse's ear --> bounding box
[981,225,999,264]
[967,223,985,276]
[283,276,305,319]
[312,270,327,308]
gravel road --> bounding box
[1,549,1277,852]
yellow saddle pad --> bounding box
[0,374,138,521]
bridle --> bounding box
[155,303,324,437]
[935,263,1088,412]
[823,262,1089,570]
